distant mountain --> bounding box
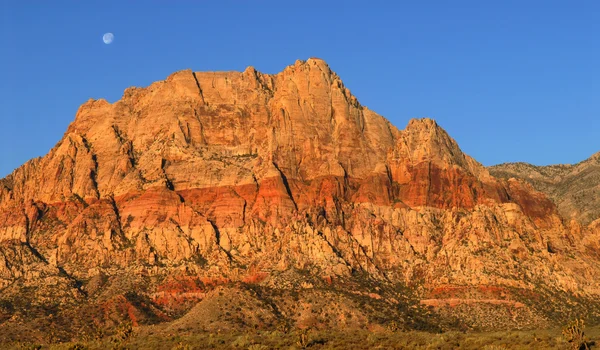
[490,152,600,226]
[1,58,599,343]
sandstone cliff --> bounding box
[1,59,599,341]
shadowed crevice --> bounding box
[191,71,206,104]
[22,241,87,297]
[271,162,298,211]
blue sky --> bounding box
[1,1,598,177]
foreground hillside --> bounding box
[1,58,599,344]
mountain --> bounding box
[490,152,600,226]
[1,58,599,343]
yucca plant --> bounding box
[296,328,310,349]
[562,318,590,350]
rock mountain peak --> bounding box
[0,58,599,339]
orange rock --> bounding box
[0,58,598,308]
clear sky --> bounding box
[1,1,598,177]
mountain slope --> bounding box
[1,58,599,342]
[490,152,600,226]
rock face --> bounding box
[1,58,599,339]
[490,153,600,226]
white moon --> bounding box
[103,33,114,44]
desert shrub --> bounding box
[296,328,310,349]
[172,342,193,350]
[247,345,269,350]
[16,344,42,350]
[110,321,133,349]
[67,344,87,350]
[387,320,400,332]
[562,319,591,350]
[231,334,252,348]
[276,322,290,334]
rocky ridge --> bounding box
[490,152,600,226]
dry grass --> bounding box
[4,325,598,349]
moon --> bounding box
[103,33,114,44]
